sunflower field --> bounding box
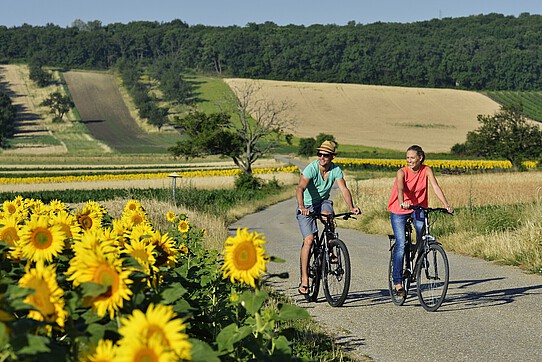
[335,158,538,172]
[0,197,310,361]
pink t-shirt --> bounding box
[387,165,428,214]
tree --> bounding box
[170,82,295,174]
[40,92,75,122]
[297,133,337,157]
[451,105,542,169]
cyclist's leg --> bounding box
[390,212,410,288]
[297,206,318,293]
[412,208,425,243]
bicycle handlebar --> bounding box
[297,210,357,220]
[408,205,453,215]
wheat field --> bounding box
[224,78,501,153]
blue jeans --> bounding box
[390,210,424,285]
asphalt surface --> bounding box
[230,196,542,361]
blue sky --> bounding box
[2,0,542,28]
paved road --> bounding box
[230,197,542,361]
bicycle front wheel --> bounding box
[323,239,351,307]
[416,243,449,312]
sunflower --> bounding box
[118,303,191,360]
[178,244,189,257]
[149,231,178,268]
[50,210,82,241]
[47,199,67,215]
[116,334,177,362]
[18,263,67,329]
[123,199,144,214]
[76,207,103,231]
[221,228,269,288]
[86,339,117,362]
[0,215,21,246]
[123,238,156,275]
[2,199,20,217]
[18,214,67,263]
[122,210,150,229]
[177,220,190,233]
[166,211,176,223]
[67,250,132,319]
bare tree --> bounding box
[226,80,295,174]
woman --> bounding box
[387,145,453,296]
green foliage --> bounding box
[40,92,74,122]
[234,173,263,191]
[169,111,242,159]
[4,14,542,90]
[485,90,542,122]
[452,105,542,168]
[298,133,336,157]
[298,138,316,157]
[0,90,16,147]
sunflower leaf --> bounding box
[216,323,252,353]
[160,282,187,303]
[274,303,310,321]
[189,338,221,362]
[239,289,268,315]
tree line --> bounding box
[1,13,541,91]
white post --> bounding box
[168,172,181,205]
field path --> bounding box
[230,159,542,361]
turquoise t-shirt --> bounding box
[302,160,343,206]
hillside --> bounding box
[63,71,180,154]
[225,78,501,153]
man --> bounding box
[296,140,360,295]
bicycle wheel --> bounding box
[416,243,449,312]
[302,243,321,302]
[323,238,351,307]
[388,244,411,306]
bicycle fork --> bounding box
[420,235,440,281]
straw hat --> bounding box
[316,140,337,154]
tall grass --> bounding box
[333,171,542,274]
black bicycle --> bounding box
[387,206,452,312]
[301,211,355,307]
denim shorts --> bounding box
[296,199,334,239]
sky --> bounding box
[2,0,542,28]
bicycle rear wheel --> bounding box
[323,238,351,307]
[302,243,321,302]
[416,243,449,312]
[388,244,411,306]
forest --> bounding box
[0,12,541,91]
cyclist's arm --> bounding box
[336,178,360,214]
[426,167,454,213]
[395,169,409,209]
[296,174,310,215]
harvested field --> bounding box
[0,64,67,154]
[63,71,179,153]
[224,78,502,153]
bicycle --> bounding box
[300,211,356,307]
[387,205,453,312]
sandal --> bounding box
[394,286,406,297]
[298,284,309,295]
